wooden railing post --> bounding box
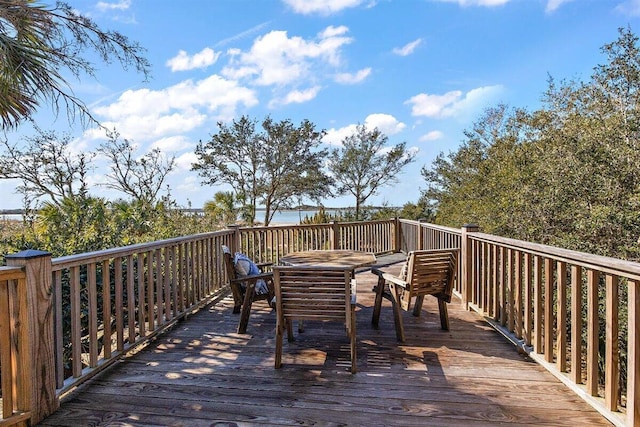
[228,224,241,254]
[417,220,425,250]
[461,224,479,310]
[330,220,340,250]
[5,249,58,425]
[393,217,401,253]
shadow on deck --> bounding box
[38,257,610,426]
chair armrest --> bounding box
[257,262,273,271]
[371,268,408,288]
[230,272,273,284]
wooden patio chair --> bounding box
[222,245,275,334]
[371,248,459,342]
[273,265,358,373]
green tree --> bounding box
[34,196,114,255]
[192,115,333,226]
[98,131,175,207]
[260,116,333,225]
[0,129,93,208]
[328,124,416,220]
[203,191,238,226]
[0,0,150,129]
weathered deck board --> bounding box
[38,260,611,426]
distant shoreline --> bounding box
[0,206,399,215]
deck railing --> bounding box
[461,229,637,427]
[1,218,638,426]
[236,219,397,264]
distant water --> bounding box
[0,209,342,225]
[260,209,342,225]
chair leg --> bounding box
[349,307,357,374]
[438,299,450,331]
[286,318,294,341]
[275,318,283,368]
[412,295,424,317]
[388,283,405,343]
[237,282,257,334]
[371,277,385,328]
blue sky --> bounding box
[4,0,640,209]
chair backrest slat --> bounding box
[404,248,459,300]
[274,266,352,322]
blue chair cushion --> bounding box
[233,252,269,295]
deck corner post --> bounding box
[461,224,479,310]
[5,249,58,424]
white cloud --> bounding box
[545,0,574,13]
[92,75,257,142]
[405,90,462,118]
[334,68,371,84]
[419,131,444,142]
[174,152,199,174]
[405,85,503,119]
[166,48,221,72]
[221,27,353,87]
[150,136,194,153]
[435,0,510,6]
[392,39,422,56]
[96,0,131,11]
[269,86,322,108]
[323,114,405,145]
[320,25,350,38]
[323,124,358,145]
[364,114,405,135]
[615,0,640,16]
[282,0,366,15]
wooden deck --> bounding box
[38,258,611,426]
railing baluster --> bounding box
[146,250,154,332]
[54,269,64,387]
[87,262,98,368]
[127,254,136,345]
[523,252,533,346]
[587,269,600,396]
[571,265,583,384]
[514,250,522,339]
[534,255,543,353]
[137,252,146,339]
[557,261,567,372]
[605,273,619,411]
[114,258,124,352]
[544,258,554,363]
[507,248,514,332]
[71,265,82,377]
[102,260,112,360]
